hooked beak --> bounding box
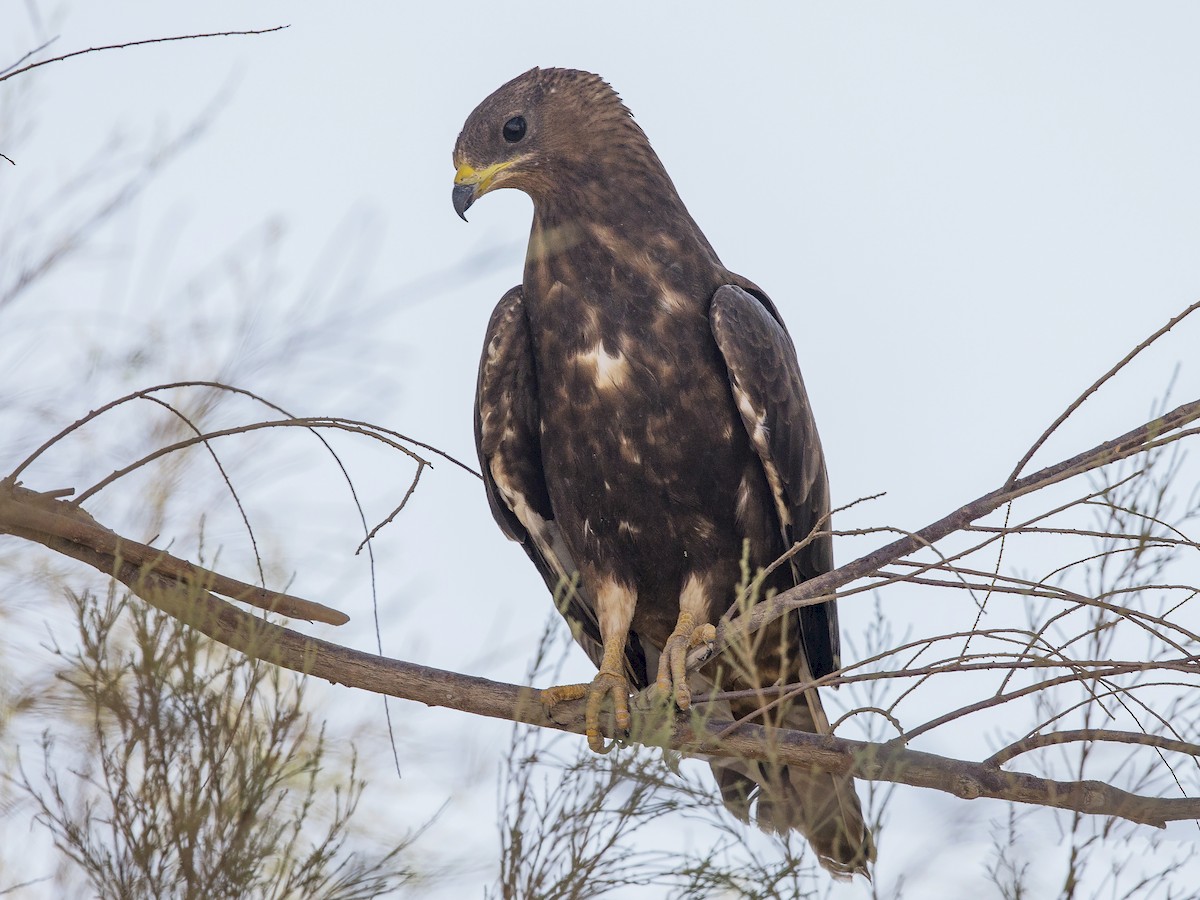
[452,182,476,221]
[452,160,515,221]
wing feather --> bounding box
[710,284,840,676]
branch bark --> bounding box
[0,481,346,625]
[1,478,1197,829]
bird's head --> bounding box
[452,67,647,220]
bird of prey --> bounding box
[453,67,873,876]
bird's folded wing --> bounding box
[475,286,649,686]
[710,283,840,676]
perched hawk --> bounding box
[454,68,873,875]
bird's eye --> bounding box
[503,116,527,143]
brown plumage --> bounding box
[454,67,873,876]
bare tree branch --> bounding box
[0,482,346,625]
[985,729,1200,768]
[0,478,1197,829]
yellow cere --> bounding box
[454,159,515,192]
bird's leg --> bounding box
[583,641,632,752]
[538,644,630,752]
[541,578,635,753]
[655,609,717,710]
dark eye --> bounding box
[503,116,526,143]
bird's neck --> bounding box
[522,198,728,353]
[533,158,688,222]
[525,173,721,285]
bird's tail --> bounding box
[709,685,875,878]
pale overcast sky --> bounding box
[4,3,1199,897]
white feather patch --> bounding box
[573,341,631,391]
[734,474,754,526]
[732,383,792,527]
[618,433,642,465]
[595,577,637,644]
[657,287,692,313]
[489,456,575,582]
[679,573,712,621]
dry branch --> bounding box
[0,481,346,626]
[985,729,1200,768]
[0,478,1197,829]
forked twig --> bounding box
[1005,299,1200,487]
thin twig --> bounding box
[0,34,59,77]
[0,27,288,84]
[1005,299,1200,487]
[141,394,267,590]
[987,728,1200,770]
[966,524,1199,549]
[71,417,432,504]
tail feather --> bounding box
[683,628,874,877]
[710,688,875,878]
[711,757,874,878]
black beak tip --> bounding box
[452,183,476,221]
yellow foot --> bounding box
[539,682,589,709]
[586,669,631,752]
[655,613,717,710]
[539,672,631,753]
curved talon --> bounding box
[689,622,717,650]
[656,616,717,711]
[585,669,631,752]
